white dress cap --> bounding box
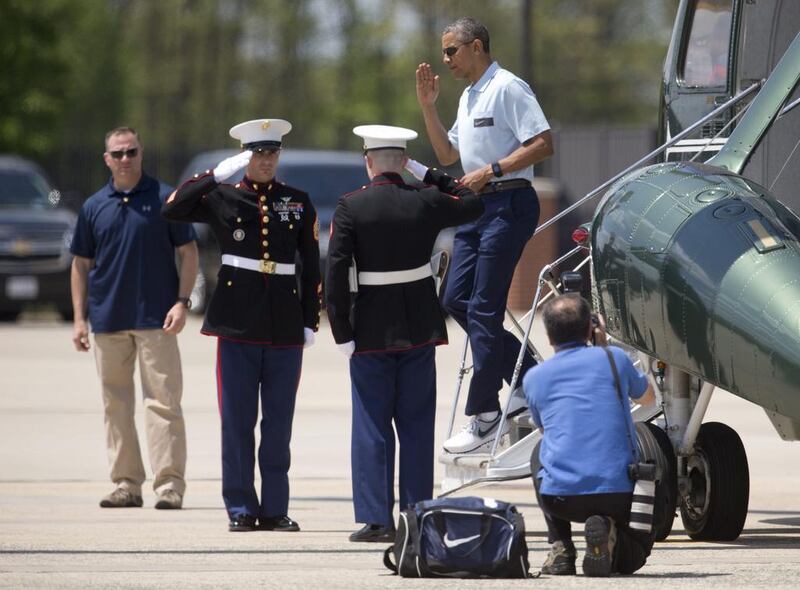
[353,124,418,150]
[229,119,292,148]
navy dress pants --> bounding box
[216,338,302,520]
[350,345,436,526]
[442,186,540,415]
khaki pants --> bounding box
[94,329,187,496]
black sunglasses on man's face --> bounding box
[443,42,470,57]
[108,148,139,160]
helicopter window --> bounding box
[680,0,733,88]
[740,218,785,254]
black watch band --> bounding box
[176,296,192,310]
[491,162,503,177]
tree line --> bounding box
[1,0,677,194]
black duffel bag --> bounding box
[383,496,532,578]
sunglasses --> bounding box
[442,42,470,57]
[108,148,139,160]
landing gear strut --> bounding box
[650,365,750,541]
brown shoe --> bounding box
[541,541,577,575]
[100,488,143,508]
[154,489,183,510]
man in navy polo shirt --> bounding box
[415,16,554,454]
[70,126,198,510]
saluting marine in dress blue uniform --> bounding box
[163,119,320,533]
[326,125,483,542]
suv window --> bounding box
[0,169,52,208]
[280,164,367,210]
[680,0,733,88]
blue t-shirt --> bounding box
[70,174,196,333]
[523,344,648,496]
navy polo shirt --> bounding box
[70,173,196,333]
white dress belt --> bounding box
[358,263,432,286]
[221,254,295,275]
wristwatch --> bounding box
[491,162,504,177]
[176,296,192,310]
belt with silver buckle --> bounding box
[221,254,295,275]
[480,178,532,194]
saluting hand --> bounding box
[404,158,429,181]
[213,150,252,183]
[163,303,187,335]
[416,63,440,107]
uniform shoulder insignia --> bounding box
[342,185,368,198]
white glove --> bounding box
[404,158,429,181]
[213,150,252,183]
[303,327,315,348]
[337,341,355,359]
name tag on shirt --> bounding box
[474,117,495,128]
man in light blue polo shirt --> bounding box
[415,16,554,453]
[70,126,198,510]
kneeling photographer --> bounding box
[523,291,656,577]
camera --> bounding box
[628,461,660,482]
[627,461,661,534]
[560,271,583,294]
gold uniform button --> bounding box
[262,216,268,223]
[236,217,242,223]
[260,195,266,202]
[289,224,294,229]
[253,183,259,190]
[263,253,270,260]
[227,280,232,287]
[293,289,297,294]
[262,240,268,247]
[261,228,268,235]
[123,197,130,203]
[262,205,268,211]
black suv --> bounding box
[0,156,76,321]
[178,149,369,310]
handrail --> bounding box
[533,82,762,236]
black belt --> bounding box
[480,178,531,194]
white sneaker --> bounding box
[443,413,510,454]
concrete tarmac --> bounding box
[1,315,800,589]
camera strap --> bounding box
[603,347,637,465]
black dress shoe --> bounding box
[228,514,258,532]
[349,523,396,543]
[259,515,300,532]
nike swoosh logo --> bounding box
[476,421,499,438]
[443,533,480,548]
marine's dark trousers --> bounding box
[216,338,302,520]
[443,186,539,415]
[350,345,436,526]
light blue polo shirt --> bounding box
[523,344,648,496]
[447,61,550,181]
